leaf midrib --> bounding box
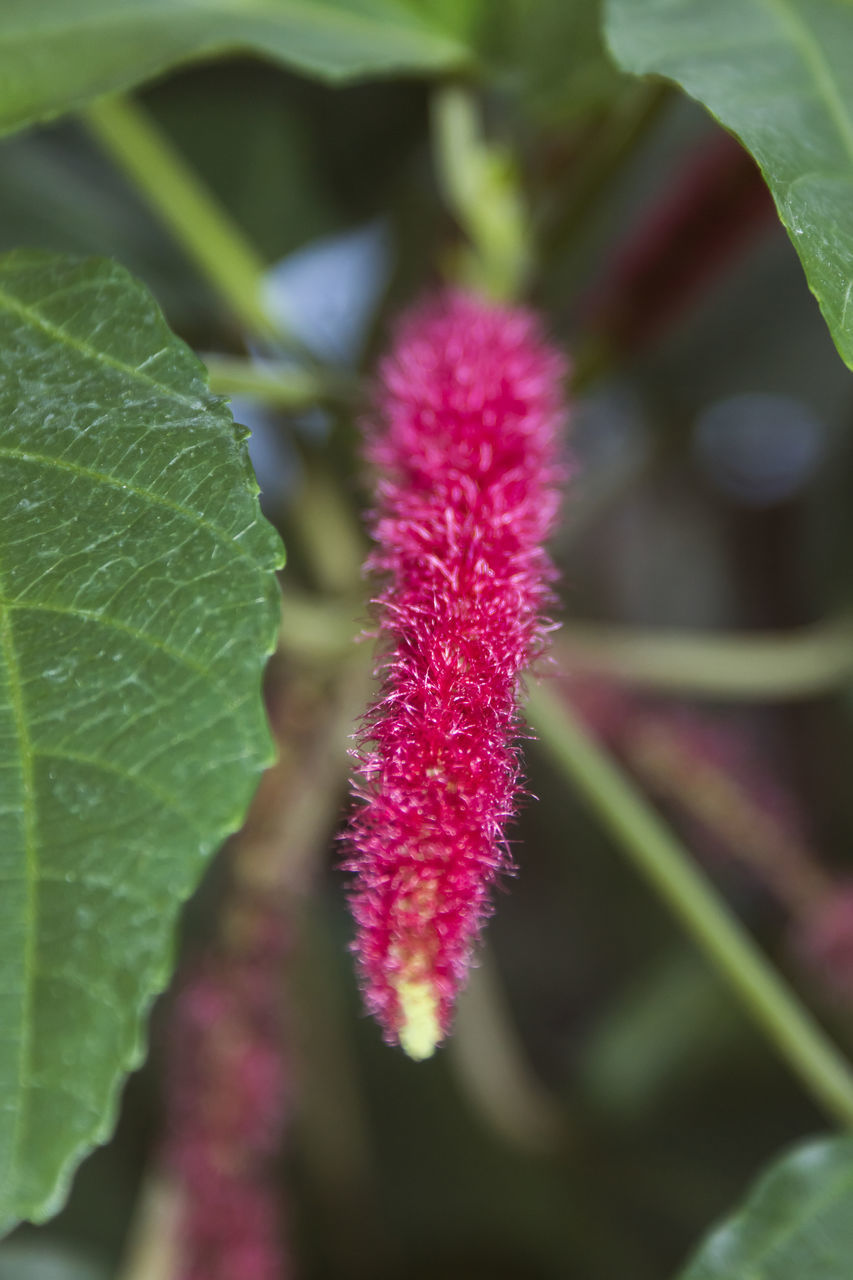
[0,572,37,1204]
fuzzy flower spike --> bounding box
[348,289,568,1059]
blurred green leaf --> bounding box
[0,251,282,1230]
[676,1136,853,1278]
[0,126,212,328]
[0,0,472,136]
[404,0,487,43]
[579,950,740,1118]
[495,0,625,125]
[604,0,853,371]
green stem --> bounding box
[526,682,853,1129]
[286,463,366,597]
[278,589,362,660]
[556,616,853,700]
[451,948,567,1153]
[205,354,359,410]
[84,95,277,341]
[431,83,530,301]
[116,1174,180,1280]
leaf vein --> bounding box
[9,599,214,681]
[0,579,37,1193]
[34,748,207,838]
[0,446,256,564]
[0,278,204,408]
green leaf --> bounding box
[676,1136,853,1278]
[0,126,215,329]
[500,0,626,126]
[0,0,472,137]
[403,0,486,43]
[604,0,853,371]
[0,251,283,1230]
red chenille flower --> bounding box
[347,289,568,1058]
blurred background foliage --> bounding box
[4,1,853,1276]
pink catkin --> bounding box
[347,289,568,1058]
[163,926,288,1280]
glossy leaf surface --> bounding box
[0,251,282,1229]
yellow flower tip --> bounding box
[395,977,442,1061]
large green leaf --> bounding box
[676,1136,853,1278]
[0,0,472,137]
[604,0,853,371]
[0,251,282,1229]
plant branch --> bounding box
[526,682,853,1129]
[116,1174,181,1280]
[556,616,853,699]
[84,94,279,342]
[278,589,363,660]
[431,83,530,301]
[204,354,359,410]
[451,947,568,1153]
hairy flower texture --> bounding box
[348,290,568,1060]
